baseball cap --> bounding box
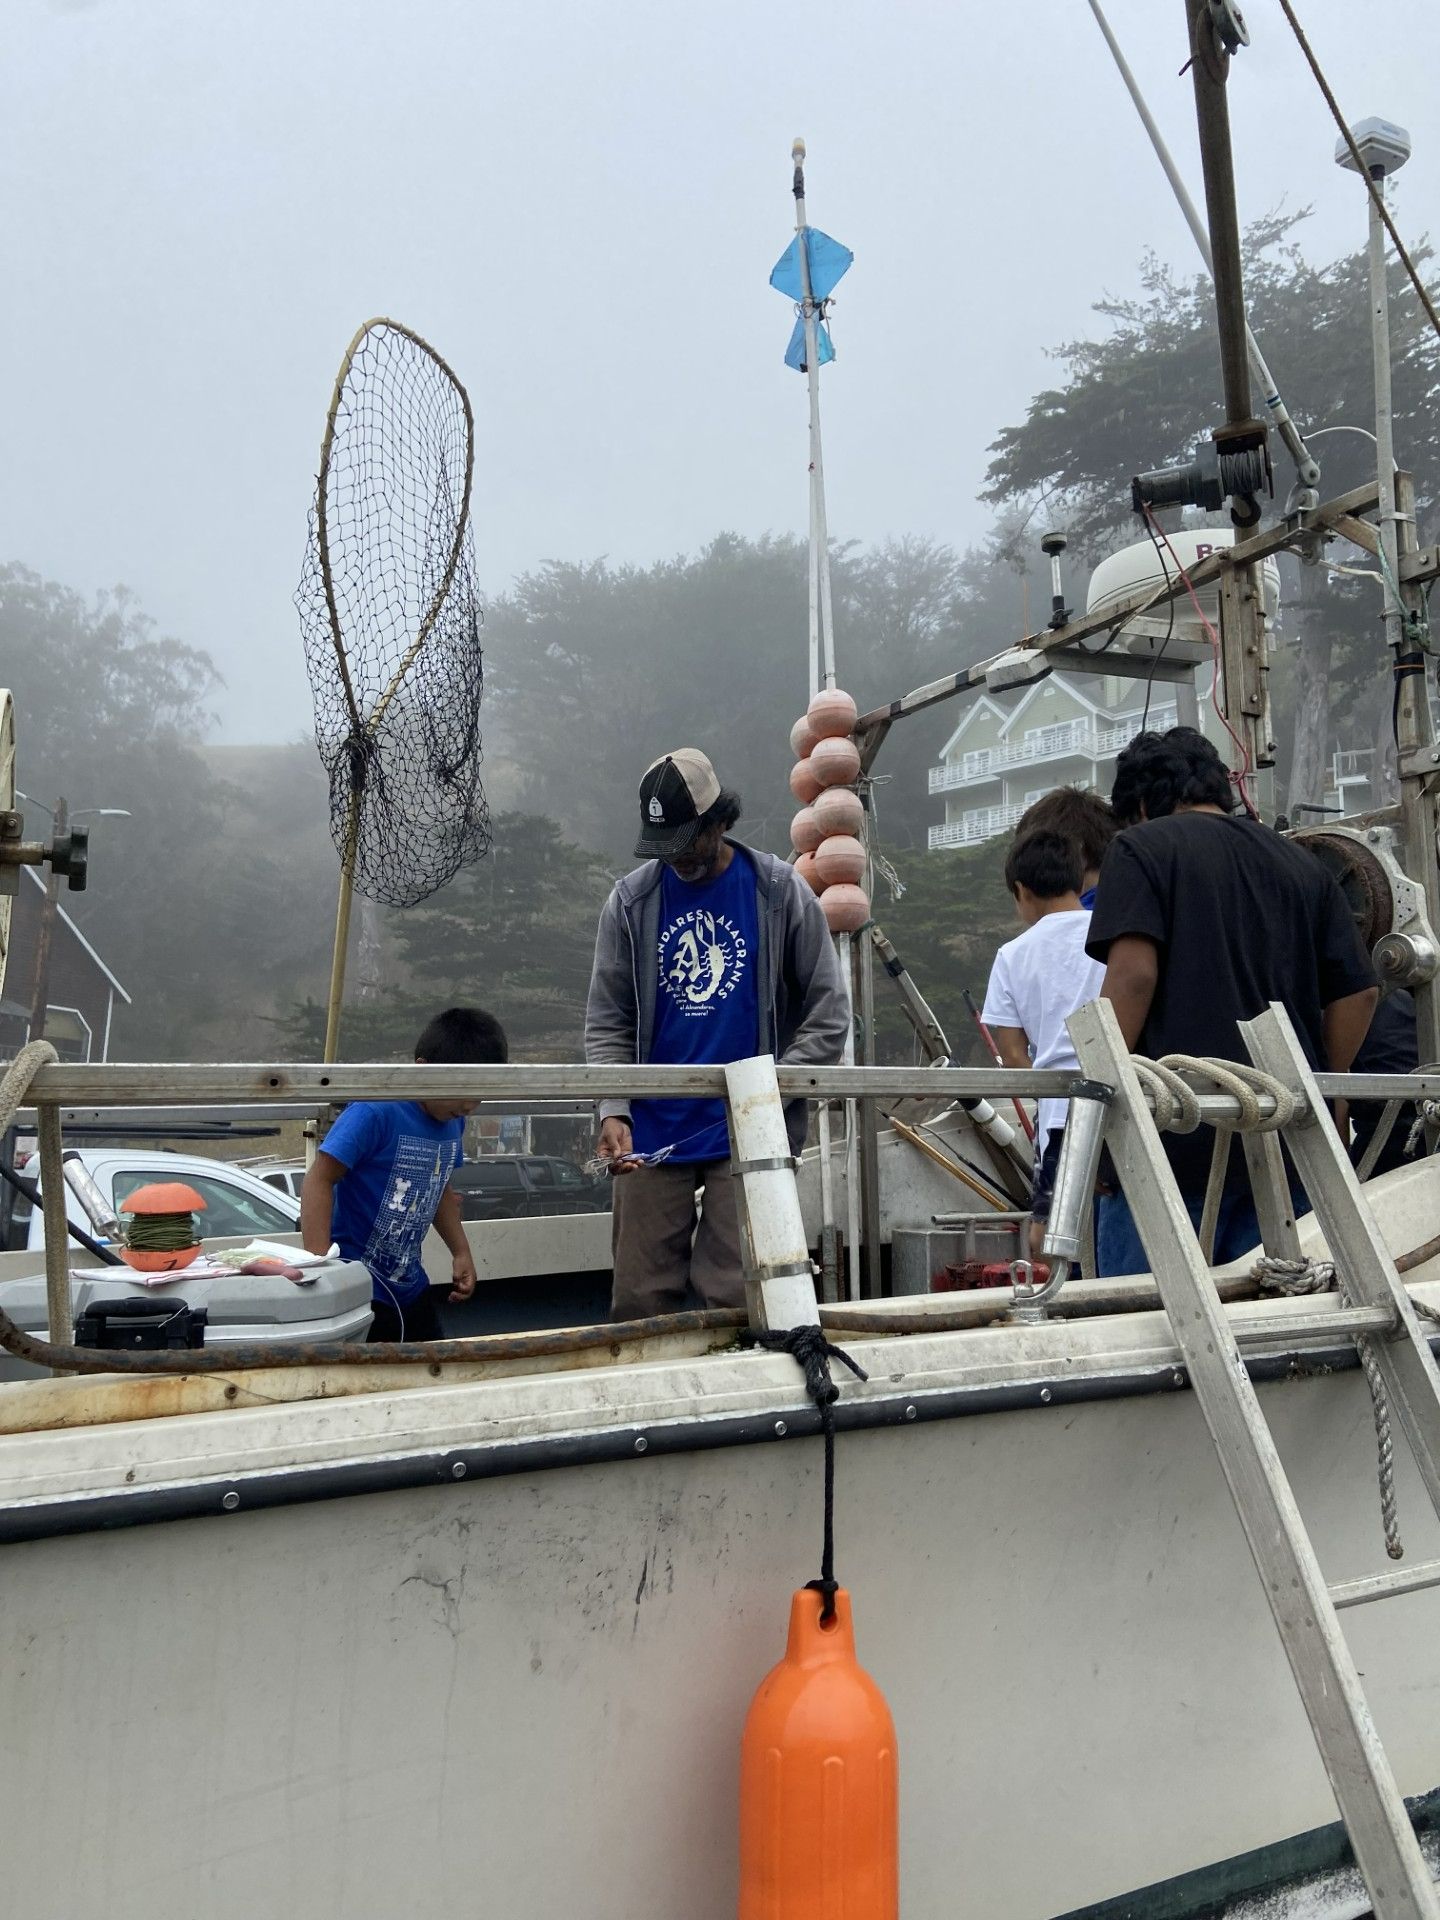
[635,749,722,860]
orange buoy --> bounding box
[790,806,823,854]
[738,1586,899,1919]
[812,786,865,838]
[789,759,823,805]
[790,714,819,760]
[807,686,859,739]
[814,833,867,888]
[821,882,871,932]
[810,735,861,789]
[794,850,823,895]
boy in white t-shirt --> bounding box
[982,830,1106,1254]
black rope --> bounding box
[741,1323,868,1619]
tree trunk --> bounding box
[1286,570,1332,817]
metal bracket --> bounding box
[730,1155,800,1177]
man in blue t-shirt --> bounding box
[585,749,848,1317]
[300,1006,508,1341]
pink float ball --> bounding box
[813,787,865,838]
[794,850,823,894]
[814,834,867,888]
[790,807,823,854]
[821,883,871,932]
[807,687,859,739]
[788,758,823,804]
[789,714,819,759]
[810,735,861,789]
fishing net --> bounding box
[296,318,490,910]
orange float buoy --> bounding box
[794,850,823,894]
[807,686,859,739]
[810,735,861,789]
[790,714,819,760]
[738,1587,898,1919]
[790,806,823,854]
[814,833,867,888]
[789,759,823,805]
[812,786,865,838]
[821,883,870,932]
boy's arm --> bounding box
[433,1186,478,1303]
[299,1152,345,1257]
[988,1026,1031,1072]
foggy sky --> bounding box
[5,0,1438,742]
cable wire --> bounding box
[1275,0,1440,346]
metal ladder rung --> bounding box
[1329,1558,1440,1611]
[1233,1305,1397,1346]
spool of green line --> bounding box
[118,1181,207,1274]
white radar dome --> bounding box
[1086,528,1279,632]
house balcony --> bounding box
[928,803,1027,850]
[927,704,1177,794]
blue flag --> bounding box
[769,228,854,304]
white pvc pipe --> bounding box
[792,144,837,693]
[724,1054,819,1329]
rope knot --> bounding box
[740,1323,868,1414]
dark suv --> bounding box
[450,1155,611,1222]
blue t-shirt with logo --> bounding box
[322,1100,464,1304]
[630,849,760,1164]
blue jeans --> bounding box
[1097,1184,1295,1277]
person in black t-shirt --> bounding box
[1086,728,1376,1276]
[1348,987,1421,1178]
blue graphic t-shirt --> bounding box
[322,1100,464,1304]
[630,849,760,1164]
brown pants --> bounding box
[610,1158,747,1318]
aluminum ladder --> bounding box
[1068,997,1440,1920]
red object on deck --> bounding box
[935,1258,1050,1293]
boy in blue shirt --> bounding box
[300,1006,507,1341]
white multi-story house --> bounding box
[927,674,1187,851]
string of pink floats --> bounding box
[788,688,870,932]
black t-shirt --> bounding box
[1087,812,1375,1192]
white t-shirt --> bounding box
[981,909,1106,1151]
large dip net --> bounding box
[296,318,491,1057]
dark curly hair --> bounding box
[1013,785,1117,874]
[1109,727,1233,826]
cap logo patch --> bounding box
[648,796,665,822]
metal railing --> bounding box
[927,705,1178,794]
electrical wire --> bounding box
[1141,505,1259,817]
[1275,0,1440,348]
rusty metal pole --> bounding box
[27,796,65,1045]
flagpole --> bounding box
[792,139,837,694]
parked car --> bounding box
[250,1160,307,1202]
[6,1147,302,1253]
[450,1154,611,1223]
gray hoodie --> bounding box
[584,842,850,1152]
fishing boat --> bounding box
[3,5,1440,1916]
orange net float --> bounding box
[790,806,823,855]
[738,1587,899,1920]
[821,883,870,933]
[812,786,865,838]
[809,735,861,789]
[794,850,823,895]
[789,759,823,805]
[790,714,819,760]
[814,834,866,888]
[806,686,858,739]
[118,1181,207,1273]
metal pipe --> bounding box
[792,139,837,694]
[1368,178,1404,658]
[1088,0,1319,490]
